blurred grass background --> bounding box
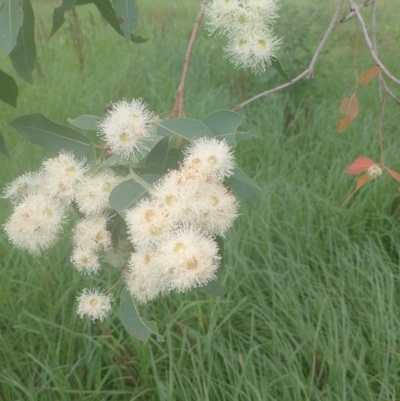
[1,0,400,400]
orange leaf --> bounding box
[345,156,376,174]
[386,167,400,183]
[338,116,353,133]
[359,66,381,85]
[339,93,358,119]
[355,174,371,190]
[338,174,371,210]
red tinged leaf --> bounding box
[338,116,353,133]
[339,93,358,119]
[345,156,376,174]
[386,167,400,183]
[359,66,381,86]
[338,174,371,210]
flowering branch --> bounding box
[172,0,208,118]
[232,0,344,111]
[347,0,400,87]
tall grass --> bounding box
[1,1,400,400]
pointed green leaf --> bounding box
[270,57,291,82]
[0,69,18,107]
[9,0,36,83]
[130,33,148,43]
[50,0,76,38]
[0,130,8,156]
[0,0,23,53]
[236,129,261,140]
[67,115,102,130]
[112,0,139,40]
[120,289,164,342]
[157,118,214,141]
[9,113,96,161]
[228,167,259,208]
[146,135,174,173]
[203,110,242,147]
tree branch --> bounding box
[339,0,373,24]
[232,0,344,112]
[171,0,208,118]
[347,0,400,86]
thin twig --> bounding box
[347,0,400,86]
[171,0,208,118]
[340,0,373,24]
[232,0,344,111]
[378,94,387,166]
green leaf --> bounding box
[236,129,262,140]
[0,69,18,107]
[0,130,8,156]
[9,0,36,83]
[130,33,148,43]
[228,167,259,208]
[109,179,147,214]
[112,0,139,40]
[146,135,174,173]
[270,57,291,82]
[9,113,96,161]
[157,118,214,141]
[0,0,23,53]
[49,0,76,38]
[203,110,243,147]
[67,115,102,130]
[120,289,164,342]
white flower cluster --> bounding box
[3,152,88,255]
[204,0,281,73]
[124,137,239,304]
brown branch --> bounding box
[171,0,208,118]
[232,0,344,111]
[340,0,373,24]
[347,0,400,86]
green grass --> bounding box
[1,0,400,400]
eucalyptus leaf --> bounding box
[0,0,23,53]
[120,289,164,342]
[146,135,174,173]
[157,118,214,141]
[0,130,8,156]
[50,0,76,38]
[270,57,291,82]
[236,129,262,140]
[67,115,102,130]
[9,113,96,161]
[112,0,139,40]
[0,69,18,107]
[9,0,36,83]
[109,178,147,214]
[228,167,260,208]
[203,110,243,147]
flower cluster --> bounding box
[124,137,239,304]
[204,0,281,73]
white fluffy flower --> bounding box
[124,250,168,304]
[42,151,88,202]
[125,199,173,248]
[158,227,221,292]
[76,288,112,321]
[75,169,122,216]
[183,137,235,180]
[3,194,65,255]
[72,216,112,252]
[2,171,45,203]
[196,182,239,235]
[71,247,101,274]
[204,0,240,34]
[367,164,383,179]
[98,98,155,159]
